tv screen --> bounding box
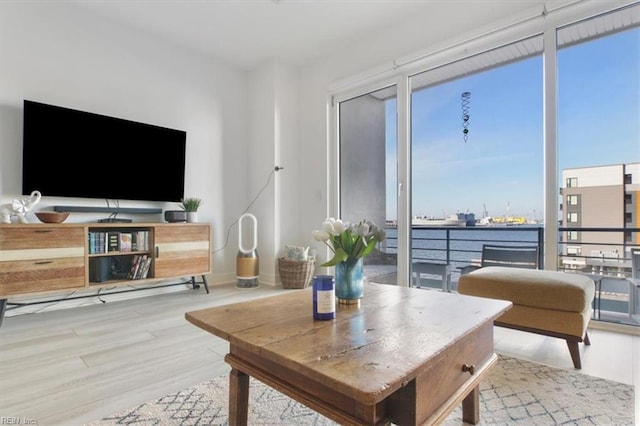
[22,100,186,202]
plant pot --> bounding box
[186,212,198,223]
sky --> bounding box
[384,26,639,221]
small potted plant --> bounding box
[180,197,202,223]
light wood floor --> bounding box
[1,283,638,425]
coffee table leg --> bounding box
[228,368,250,425]
[461,385,480,424]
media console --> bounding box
[0,222,211,324]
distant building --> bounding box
[560,163,640,276]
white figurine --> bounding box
[1,190,42,224]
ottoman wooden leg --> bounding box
[566,340,582,369]
[584,332,591,346]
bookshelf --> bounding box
[87,227,154,282]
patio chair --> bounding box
[459,244,540,275]
[631,248,640,322]
[631,247,640,279]
[412,262,452,292]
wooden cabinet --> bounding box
[154,224,211,278]
[0,222,211,299]
[0,226,85,296]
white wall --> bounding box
[0,2,248,283]
[246,62,278,284]
[245,60,300,285]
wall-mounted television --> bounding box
[22,100,186,202]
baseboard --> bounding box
[589,320,640,336]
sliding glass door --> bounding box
[334,3,639,326]
[408,36,544,290]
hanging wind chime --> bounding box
[461,91,471,143]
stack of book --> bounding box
[88,232,107,254]
[88,230,151,254]
[130,231,150,251]
[128,254,152,280]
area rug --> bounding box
[88,355,634,425]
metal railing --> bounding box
[376,225,639,326]
[557,227,639,277]
[407,226,544,271]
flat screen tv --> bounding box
[22,100,186,202]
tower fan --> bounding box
[236,213,259,288]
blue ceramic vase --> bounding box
[335,258,364,304]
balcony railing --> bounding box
[368,225,639,327]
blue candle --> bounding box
[313,275,335,320]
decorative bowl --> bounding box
[35,211,70,224]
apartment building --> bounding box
[561,162,640,275]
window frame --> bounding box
[567,194,579,206]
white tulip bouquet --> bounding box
[312,217,386,267]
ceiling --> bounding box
[68,0,557,70]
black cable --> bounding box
[213,166,282,254]
[112,200,120,220]
[104,199,119,220]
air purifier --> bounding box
[236,213,259,288]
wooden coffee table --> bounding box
[185,282,511,425]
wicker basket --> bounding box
[278,257,316,289]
